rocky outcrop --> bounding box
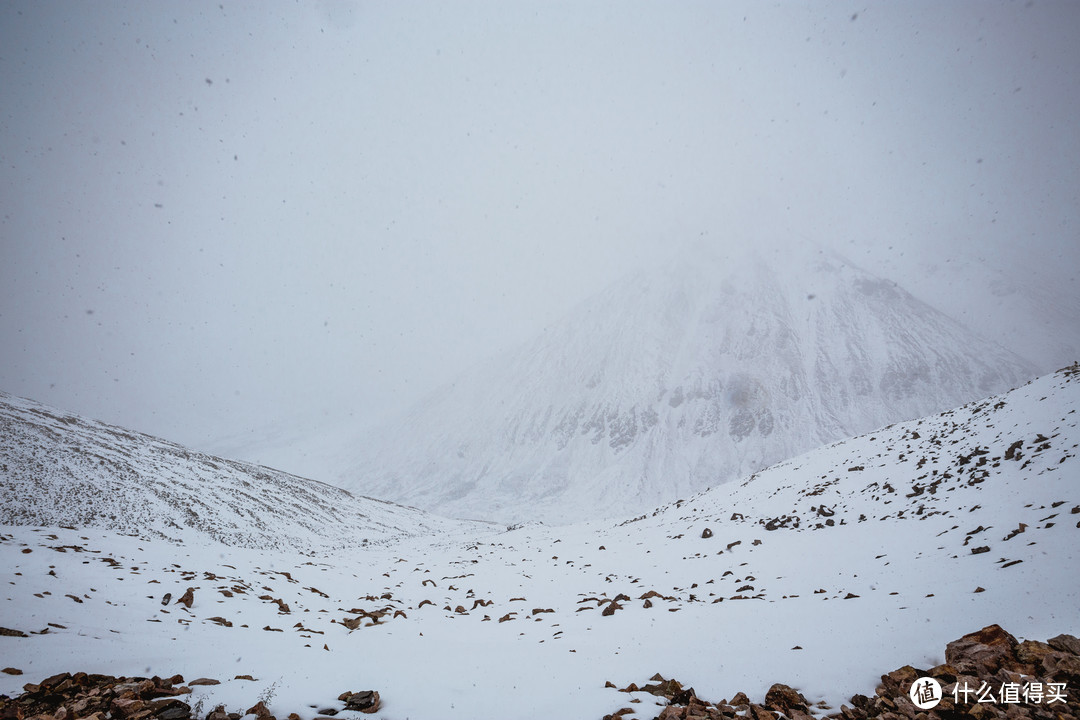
[603,625,1079,720]
[0,673,381,720]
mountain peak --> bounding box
[344,245,1035,524]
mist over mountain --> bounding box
[339,244,1035,524]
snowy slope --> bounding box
[2,366,1076,720]
[348,244,1036,523]
[0,391,478,552]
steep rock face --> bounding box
[0,392,474,551]
[349,246,1035,524]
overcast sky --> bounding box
[2,1,1078,462]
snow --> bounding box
[2,366,1077,719]
[0,389,475,550]
[340,245,1036,525]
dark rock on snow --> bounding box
[0,674,383,720]
[603,625,1080,720]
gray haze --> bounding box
[2,1,1078,470]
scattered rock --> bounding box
[601,625,1080,720]
[341,690,380,714]
[175,588,195,609]
[245,700,273,719]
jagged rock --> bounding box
[602,600,623,616]
[967,703,998,720]
[764,683,808,713]
[341,690,380,714]
[175,588,195,609]
[945,624,1019,675]
[701,528,713,539]
[927,663,958,683]
[1048,633,1080,656]
[1,667,22,675]
[749,703,777,720]
[245,700,273,719]
[729,692,750,707]
[840,705,867,720]
[1041,651,1080,683]
[879,666,919,697]
[110,697,146,717]
[149,698,191,720]
[1016,640,1056,673]
[640,678,692,703]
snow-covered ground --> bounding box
[2,366,1077,719]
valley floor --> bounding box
[2,508,1077,720]
[3,368,1079,719]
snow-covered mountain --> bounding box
[2,366,1076,720]
[0,391,477,552]
[346,244,1036,524]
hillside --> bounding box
[0,391,477,552]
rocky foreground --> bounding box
[0,672,379,720]
[1,625,1075,720]
[602,625,1077,720]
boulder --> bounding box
[342,691,380,714]
[764,683,809,713]
[244,701,273,719]
[748,703,777,720]
[149,698,191,720]
[879,666,919,697]
[1047,633,1080,656]
[175,588,195,609]
[945,624,1019,675]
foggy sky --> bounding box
[2,1,1078,465]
